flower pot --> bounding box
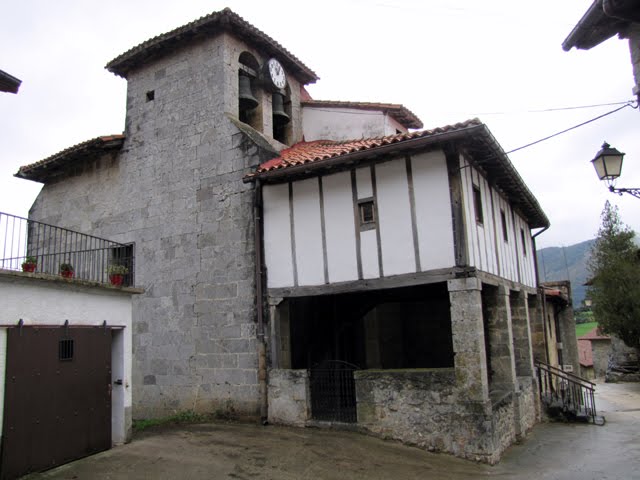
[22,263,36,273]
[109,274,124,286]
[61,270,74,279]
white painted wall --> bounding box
[0,273,135,445]
[458,155,537,288]
[263,151,456,289]
[302,107,406,142]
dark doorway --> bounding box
[287,282,454,423]
[1,326,112,480]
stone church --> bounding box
[17,8,553,462]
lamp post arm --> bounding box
[609,186,640,199]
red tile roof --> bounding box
[579,326,610,341]
[106,8,318,84]
[254,119,481,174]
[246,118,549,229]
[16,135,125,183]
[302,100,423,129]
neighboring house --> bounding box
[578,327,611,379]
[535,282,581,376]
[563,0,640,104]
[0,69,21,94]
[15,8,553,463]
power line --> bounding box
[472,100,636,116]
[506,101,638,155]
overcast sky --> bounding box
[1,0,639,249]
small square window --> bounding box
[146,90,155,102]
[358,199,376,230]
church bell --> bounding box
[239,75,259,111]
[272,92,290,124]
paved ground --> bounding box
[23,382,640,480]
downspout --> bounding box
[532,225,551,365]
[254,178,268,424]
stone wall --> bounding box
[354,369,501,463]
[490,396,516,463]
[628,24,640,102]
[27,32,282,419]
[591,339,611,378]
[515,376,537,439]
[267,369,309,426]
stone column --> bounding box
[483,284,517,393]
[447,277,489,403]
[269,298,291,369]
[510,291,534,377]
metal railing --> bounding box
[536,362,603,425]
[0,211,134,286]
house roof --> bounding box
[563,0,640,51]
[246,118,550,229]
[15,135,125,183]
[579,326,611,341]
[578,339,594,367]
[106,8,318,85]
[302,100,423,129]
[0,69,21,94]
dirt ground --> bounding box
[23,382,640,480]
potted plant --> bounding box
[60,263,74,278]
[21,256,37,273]
[107,264,129,286]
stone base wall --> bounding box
[354,369,505,463]
[514,376,536,440]
[267,369,310,426]
[490,397,516,463]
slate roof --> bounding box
[246,118,550,229]
[302,100,423,129]
[106,8,318,84]
[16,135,125,183]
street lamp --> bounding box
[591,142,640,199]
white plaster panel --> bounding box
[292,178,325,286]
[360,230,380,279]
[0,330,5,440]
[263,183,294,288]
[460,157,479,269]
[302,107,387,142]
[375,160,415,276]
[322,172,358,283]
[356,167,373,199]
[410,151,455,270]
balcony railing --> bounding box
[0,211,134,287]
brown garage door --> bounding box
[1,326,112,480]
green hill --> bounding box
[536,239,595,308]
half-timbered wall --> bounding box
[458,155,536,288]
[263,150,455,288]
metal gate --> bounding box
[309,360,359,423]
[1,326,112,480]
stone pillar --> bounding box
[627,24,640,102]
[269,298,291,369]
[447,277,489,403]
[483,284,517,393]
[527,293,547,364]
[510,291,534,377]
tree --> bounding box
[588,201,640,354]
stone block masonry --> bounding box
[27,32,281,419]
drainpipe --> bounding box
[532,225,551,365]
[254,178,268,424]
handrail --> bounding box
[536,361,603,425]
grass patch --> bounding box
[576,321,598,338]
[133,410,207,432]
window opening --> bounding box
[59,339,74,361]
[521,228,527,256]
[358,199,376,230]
[473,185,483,225]
[146,90,155,102]
[500,210,508,242]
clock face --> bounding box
[267,58,287,90]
